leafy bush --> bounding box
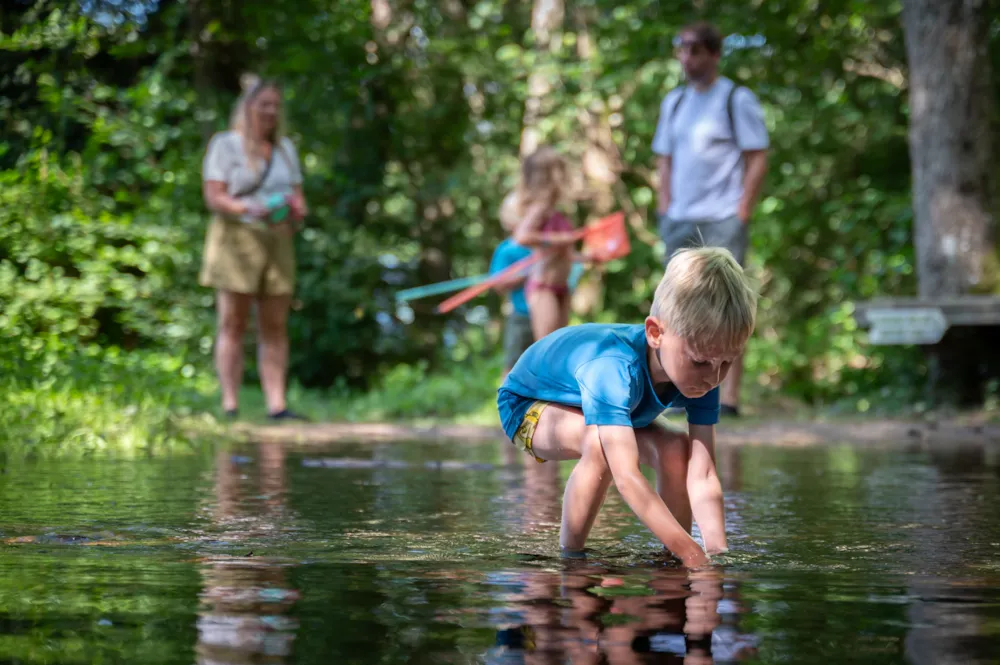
[0,344,218,458]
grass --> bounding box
[0,347,228,459]
[4,345,996,461]
[234,353,507,427]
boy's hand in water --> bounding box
[596,425,710,568]
[681,547,711,569]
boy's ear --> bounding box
[644,316,664,348]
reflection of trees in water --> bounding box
[726,444,1000,665]
[195,443,301,665]
[903,447,1000,665]
[487,564,757,664]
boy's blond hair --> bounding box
[650,247,758,352]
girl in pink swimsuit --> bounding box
[510,146,579,340]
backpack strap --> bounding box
[666,85,687,137]
[670,82,743,146]
[726,83,743,147]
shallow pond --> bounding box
[1,438,999,664]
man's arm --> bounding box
[599,425,709,567]
[687,423,727,554]
[737,150,768,223]
[656,155,672,216]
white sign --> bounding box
[866,307,949,345]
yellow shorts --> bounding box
[512,400,550,463]
[199,216,296,296]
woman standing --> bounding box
[200,75,308,421]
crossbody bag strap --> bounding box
[235,143,275,198]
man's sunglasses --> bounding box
[672,36,706,54]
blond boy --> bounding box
[497,247,757,566]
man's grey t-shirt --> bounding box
[651,77,768,222]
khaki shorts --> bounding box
[199,217,295,296]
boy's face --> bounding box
[645,317,742,398]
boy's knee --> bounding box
[663,430,691,460]
[643,425,690,463]
[580,427,609,466]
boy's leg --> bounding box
[527,405,614,551]
[560,426,615,550]
[635,421,693,533]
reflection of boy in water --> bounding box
[487,566,755,664]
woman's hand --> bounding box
[241,200,270,220]
[289,188,308,221]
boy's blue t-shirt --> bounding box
[489,238,532,316]
[497,323,720,437]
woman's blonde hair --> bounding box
[651,247,758,352]
[515,146,567,216]
[229,73,289,173]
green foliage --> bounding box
[2,0,996,447]
[0,345,219,457]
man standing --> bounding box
[652,21,769,418]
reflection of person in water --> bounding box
[495,431,563,547]
[195,443,301,665]
[488,564,757,664]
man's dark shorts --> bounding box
[658,214,748,267]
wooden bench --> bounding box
[853,296,1000,404]
[853,296,1000,345]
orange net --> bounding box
[581,212,630,262]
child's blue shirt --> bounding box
[488,238,532,316]
[497,323,720,439]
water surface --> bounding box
[1,438,999,663]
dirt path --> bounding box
[235,417,1000,449]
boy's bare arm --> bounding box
[687,424,727,554]
[598,425,709,567]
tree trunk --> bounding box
[902,0,1000,405]
[188,0,214,142]
[902,0,998,297]
[520,0,564,156]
